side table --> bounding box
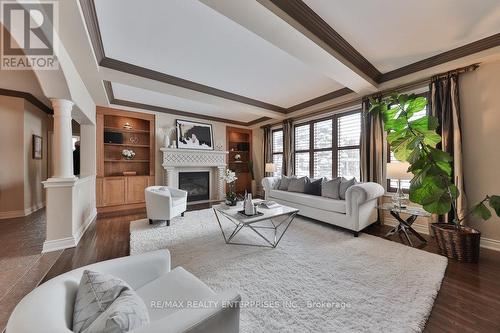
[378,203,430,247]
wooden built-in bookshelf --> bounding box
[96,106,155,213]
[226,126,253,194]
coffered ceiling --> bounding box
[75,0,500,126]
[303,0,500,73]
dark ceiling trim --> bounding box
[112,98,252,127]
[104,81,266,127]
[0,88,52,114]
[379,33,500,82]
[100,57,287,113]
[266,0,381,82]
[287,87,352,112]
[81,0,500,123]
[103,80,114,101]
[80,0,287,114]
[79,0,105,63]
[246,117,272,126]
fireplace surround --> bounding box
[161,148,228,202]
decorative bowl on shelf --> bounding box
[121,149,136,160]
[234,153,241,161]
[129,135,139,144]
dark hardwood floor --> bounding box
[7,205,500,332]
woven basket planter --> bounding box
[431,223,481,263]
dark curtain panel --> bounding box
[282,119,294,176]
[360,97,386,187]
[430,74,467,222]
[263,126,273,175]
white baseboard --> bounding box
[383,219,500,252]
[74,209,97,244]
[42,236,77,253]
[0,202,45,220]
[42,209,97,253]
[480,237,500,251]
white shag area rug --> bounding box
[130,208,447,333]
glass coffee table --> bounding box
[213,200,299,248]
[378,203,430,247]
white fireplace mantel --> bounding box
[161,148,228,201]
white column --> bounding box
[165,167,176,186]
[217,166,226,200]
[50,99,75,179]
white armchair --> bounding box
[6,250,241,333]
[145,186,188,226]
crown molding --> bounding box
[0,88,52,114]
[379,33,500,82]
[287,87,353,112]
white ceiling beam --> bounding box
[200,0,378,95]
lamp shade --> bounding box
[265,163,277,173]
[387,162,412,180]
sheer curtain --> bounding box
[360,97,386,187]
[430,73,467,221]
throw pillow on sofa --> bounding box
[82,289,150,333]
[322,177,342,199]
[278,175,296,191]
[73,270,149,333]
[305,177,323,196]
[339,177,357,200]
[288,176,309,193]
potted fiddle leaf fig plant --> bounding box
[369,93,500,262]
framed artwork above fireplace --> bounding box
[176,119,214,150]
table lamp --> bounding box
[265,163,277,176]
[387,162,412,208]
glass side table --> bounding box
[378,203,430,247]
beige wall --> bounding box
[460,60,500,241]
[24,101,49,211]
[0,95,50,218]
[0,96,25,215]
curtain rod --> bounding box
[261,63,480,129]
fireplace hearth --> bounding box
[179,172,210,202]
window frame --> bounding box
[293,109,361,179]
[271,128,284,176]
[386,91,430,193]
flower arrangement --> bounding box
[121,149,136,160]
[222,169,238,206]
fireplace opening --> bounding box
[178,172,210,202]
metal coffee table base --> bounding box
[214,210,297,248]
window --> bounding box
[272,129,284,176]
[387,93,429,192]
[337,113,361,180]
[294,111,361,180]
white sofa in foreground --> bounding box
[262,177,384,236]
[7,250,241,333]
